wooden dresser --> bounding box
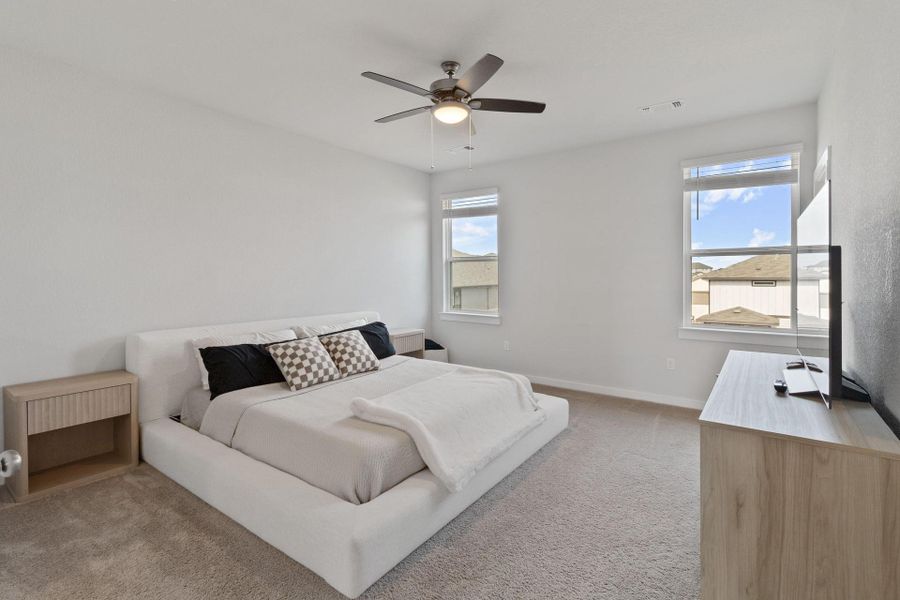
[3,370,139,502]
[700,350,900,600]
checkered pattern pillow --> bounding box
[267,336,342,391]
[320,330,380,376]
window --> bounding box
[442,188,499,321]
[683,144,806,332]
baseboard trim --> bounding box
[527,374,706,411]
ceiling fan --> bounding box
[362,54,546,125]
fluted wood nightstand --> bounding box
[389,328,425,358]
[3,370,138,502]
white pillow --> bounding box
[191,328,297,390]
[293,318,367,339]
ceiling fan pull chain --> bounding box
[430,111,436,170]
[468,115,473,171]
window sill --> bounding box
[678,325,828,350]
[440,312,502,325]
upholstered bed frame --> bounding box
[126,311,569,598]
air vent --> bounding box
[446,145,475,154]
[640,100,684,113]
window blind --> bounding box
[683,153,799,192]
[441,189,498,219]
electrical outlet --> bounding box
[666,358,676,370]
[503,341,511,352]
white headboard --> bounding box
[125,311,380,423]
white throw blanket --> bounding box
[350,366,545,493]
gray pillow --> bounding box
[320,330,380,377]
[268,337,342,391]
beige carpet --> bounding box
[0,387,700,599]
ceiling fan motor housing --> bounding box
[430,78,466,102]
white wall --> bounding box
[0,47,430,450]
[817,0,900,434]
[430,104,817,407]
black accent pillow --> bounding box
[323,321,396,360]
[199,343,287,400]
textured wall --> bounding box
[818,0,900,434]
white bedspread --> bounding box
[198,356,545,503]
[200,356,431,504]
[350,366,545,492]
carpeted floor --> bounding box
[0,387,701,600]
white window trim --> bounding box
[439,187,499,203]
[439,311,502,325]
[681,143,829,348]
[441,187,500,324]
[677,325,828,350]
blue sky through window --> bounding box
[451,215,497,256]
[691,183,791,268]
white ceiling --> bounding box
[0,0,847,172]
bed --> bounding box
[127,311,569,598]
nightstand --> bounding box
[3,370,138,502]
[389,328,426,358]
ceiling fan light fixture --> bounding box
[432,100,470,124]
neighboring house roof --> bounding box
[702,254,827,281]
[703,254,790,281]
[692,262,713,271]
[451,249,498,288]
[695,306,780,327]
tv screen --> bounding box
[795,148,842,406]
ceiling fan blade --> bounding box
[469,98,546,113]
[361,71,433,97]
[456,54,504,95]
[374,106,432,123]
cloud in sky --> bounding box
[453,220,490,238]
[452,216,497,255]
[697,186,759,217]
[748,228,776,247]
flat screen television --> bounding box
[795,147,867,407]
[828,245,842,402]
